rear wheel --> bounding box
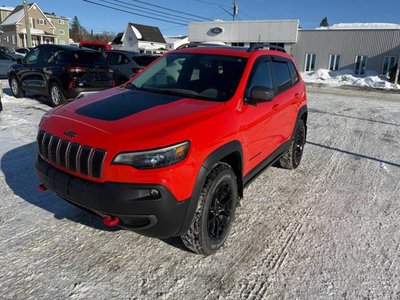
[49,82,66,107]
[279,119,306,169]
[10,76,24,98]
[182,163,238,255]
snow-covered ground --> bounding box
[1,81,400,299]
[302,69,400,90]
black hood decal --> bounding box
[76,90,182,121]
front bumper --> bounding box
[35,156,191,238]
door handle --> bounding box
[295,93,300,99]
[272,104,279,110]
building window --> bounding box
[59,30,65,36]
[382,56,396,77]
[231,42,244,47]
[58,19,64,25]
[38,19,45,25]
[29,17,33,28]
[60,40,65,45]
[6,36,9,43]
[329,54,341,71]
[355,55,368,75]
[12,35,16,45]
[304,53,316,72]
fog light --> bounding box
[150,189,160,199]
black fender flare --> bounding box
[292,105,308,139]
[178,140,243,235]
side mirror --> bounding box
[16,57,23,64]
[246,86,274,105]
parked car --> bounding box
[79,41,112,52]
[0,46,23,59]
[104,50,158,84]
[0,52,17,78]
[34,44,307,255]
[8,44,115,107]
[14,47,31,57]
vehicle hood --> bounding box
[40,87,224,148]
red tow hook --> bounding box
[103,216,120,227]
[38,184,47,192]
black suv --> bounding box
[8,45,115,106]
[104,50,157,85]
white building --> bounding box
[165,36,189,50]
[111,23,167,54]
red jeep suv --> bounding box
[35,44,307,255]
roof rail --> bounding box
[176,42,227,50]
[247,43,286,53]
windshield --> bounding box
[130,53,247,101]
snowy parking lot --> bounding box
[0,81,399,299]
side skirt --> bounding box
[243,141,291,188]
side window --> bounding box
[272,61,292,93]
[41,48,58,64]
[245,59,273,97]
[108,53,120,65]
[287,61,299,85]
[48,51,72,64]
[121,54,129,64]
[25,48,40,64]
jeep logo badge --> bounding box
[64,130,77,138]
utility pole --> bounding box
[23,0,32,47]
[233,0,238,21]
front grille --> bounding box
[37,130,106,178]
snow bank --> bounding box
[316,23,400,30]
[301,69,400,90]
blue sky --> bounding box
[2,0,399,36]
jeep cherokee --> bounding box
[35,44,307,255]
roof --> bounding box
[0,6,15,12]
[129,23,166,43]
[44,12,68,20]
[111,32,124,45]
[1,3,56,29]
[1,5,26,26]
[315,23,400,30]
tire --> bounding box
[279,119,306,169]
[181,163,238,255]
[10,76,24,98]
[49,82,67,107]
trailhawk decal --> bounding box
[76,90,182,121]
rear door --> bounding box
[269,57,300,143]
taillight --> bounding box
[67,66,87,73]
[112,81,116,87]
[68,81,75,89]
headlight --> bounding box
[112,141,190,169]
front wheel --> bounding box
[49,82,67,107]
[181,163,238,255]
[279,119,306,169]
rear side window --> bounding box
[287,61,299,85]
[272,61,292,93]
[132,56,157,67]
[73,51,108,65]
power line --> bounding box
[83,0,188,26]
[123,0,211,21]
[102,0,201,23]
[110,0,205,22]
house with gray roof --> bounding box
[0,2,69,48]
[112,23,167,54]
